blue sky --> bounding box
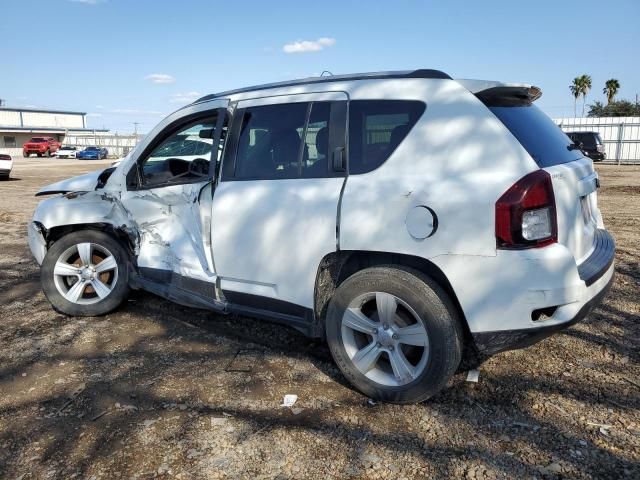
[4,0,639,133]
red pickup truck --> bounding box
[23,137,61,157]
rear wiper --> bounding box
[567,142,584,151]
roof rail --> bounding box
[193,69,451,104]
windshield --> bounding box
[30,138,47,143]
[61,146,76,150]
[85,147,99,151]
[490,104,583,168]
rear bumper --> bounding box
[472,266,614,355]
[471,229,615,355]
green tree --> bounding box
[587,99,640,117]
[570,77,581,117]
[579,74,592,117]
[603,79,620,104]
[570,75,592,117]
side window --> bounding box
[234,103,308,180]
[139,117,216,187]
[348,100,426,174]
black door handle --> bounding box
[332,147,345,172]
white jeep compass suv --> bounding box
[28,70,615,403]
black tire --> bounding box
[45,149,51,157]
[37,153,42,158]
[325,266,463,404]
[41,230,130,316]
[23,152,29,158]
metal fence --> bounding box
[554,116,640,164]
[63,132,142,158]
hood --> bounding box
[35,168,107,196]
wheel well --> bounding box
[44,223,136,256]
[314,250,478,363]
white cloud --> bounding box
[169,91,202,104]
[283,37,335,54]
[69,0,106,4]
[144,73,176,84]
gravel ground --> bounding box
[0,159,638,479]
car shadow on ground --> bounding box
[1,276,638,478]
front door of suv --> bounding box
[211,92,348,313]
[121,99,228,301]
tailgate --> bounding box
[544,158,599,263]
[487,99,601,264]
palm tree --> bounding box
[570,77,581,117]
[603,79,620,105]
[579,74,592,117]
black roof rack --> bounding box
[193,69,451,104]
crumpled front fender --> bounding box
[28,191,140,264]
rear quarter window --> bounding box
[489,104,583,168]
[348,100,425,174]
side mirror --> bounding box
[199,128,214,139]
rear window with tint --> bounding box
[349,100,425,174]
[490,104,583,168]
[571,132,597,148]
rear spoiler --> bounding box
[456,79,542,107]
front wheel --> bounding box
[326,266,463,404]
[41,230,130,316]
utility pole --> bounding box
[133,122,139,145]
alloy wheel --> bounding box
[52,242,118,305]
[341,292,430,387]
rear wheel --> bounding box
[326,266,463,403]
[45,149,51,157]
[37,153,42,158]
[41,230,130,316]
[23,152,29,158]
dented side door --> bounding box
[118,100,228,298]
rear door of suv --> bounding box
[211,93,348,312]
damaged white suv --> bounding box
[28,70,615,403]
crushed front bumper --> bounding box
[27,222,47,265]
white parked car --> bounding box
[27,70,615,403]
[54,146,79,159]
[0,153,13,180]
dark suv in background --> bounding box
[565,131,606,161]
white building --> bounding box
[0,106,141,158]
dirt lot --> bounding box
[0,158,638,479]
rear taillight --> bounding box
[495,170,557,249]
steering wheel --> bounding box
[189,158,210,176]
[163,157,210,183]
